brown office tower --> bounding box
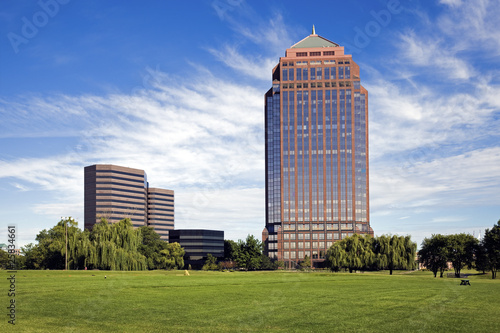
[147,188,174,241]
[263,27,373,268]
[84,164,174,240]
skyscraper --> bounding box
[263,27,373,267]
[84,164,174,241]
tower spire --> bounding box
[312,24,316,35]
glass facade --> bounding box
[264,33,373,265]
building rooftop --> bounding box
[290,25,339,49]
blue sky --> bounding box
[1,0,499,249]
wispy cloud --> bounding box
[0,67,266,236]
[437,0,500,56]
[397,30,476,80]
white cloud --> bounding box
[397,31,475,80]
[208,45,276,81]
[371,147,500,213]
[439,0,463,7]
[366,72,500,158]
[0,68,266,240]
[437,0,500,55]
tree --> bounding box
[137,226,169,269]
[300,255,311,270]
[29,217,81,270]
[159,242,185,270]
[419,235,449,278]
[326,240,347,272]
[234,235,262,270]
[344,234,375,273]
[474,242,489,274]
[259,255,278,270]
[224,240,239,261]
[86,218,147,270]
[0,249,9,269]
[22,243,45,269]
[482,220,500,279]
[447,233,478,277]
[375,235,416,275]
[202,253,218,271]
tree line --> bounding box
[2,217,184,271]
[325,234,417,274]
[217,235,284,271]
[419,220,500,279]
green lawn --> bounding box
[1,269,499,332]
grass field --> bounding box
[1,269,499,332]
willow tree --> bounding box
[326,240,347,272]
[344,234,375,273]
[86,218,147,271]
[325,234,374,272]
[375,235,416,275]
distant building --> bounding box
[169,229,224,267]
[0,244,20,256]
[84,164,174,241]
[263,27,373,267]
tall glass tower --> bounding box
[263,28,373,267]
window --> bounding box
[324,67,330,80]
[310,68,316,80]
[296,68,302,80]
[296,52,307,57]
[282,69,288,81]
[296,61,308,65]
[310,51,321,56]
[323,51,335,56]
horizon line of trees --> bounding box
[419,220,500,279]
[1,217,184,271]
[3,219,499,278]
